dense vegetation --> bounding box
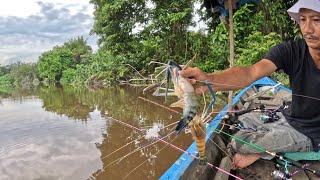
[1,0,299,90]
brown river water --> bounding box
[0,85,225,180]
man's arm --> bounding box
[208,59,278,91]
[180,59,278,94]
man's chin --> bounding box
[305,41,320,50]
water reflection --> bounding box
[0,97,104,180]
[0,85,226,180]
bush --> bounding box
[0,74,15,89]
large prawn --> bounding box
[166,60,207,164]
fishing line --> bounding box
[176,147,243,180]
[196,123,230,158]
[215,128,320,177]
[196,122,258,176]
[101,136,144,160]
[195,79,246,88]
[291,93,320,102]
[117,131,175,164]
[215,129,267,152]
[109,116,243,180]
[102,114,177,162]
[121,135,179,180]
[139,93,259,178]
[138,96,181,115]
[195,79,320,102]
[93,128,176,178]
[162,120,180,130]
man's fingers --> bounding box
[186,78,196,85]
[178,66,196,78]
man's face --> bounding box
[299,8,320,49]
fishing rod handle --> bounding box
[235,105,265,116]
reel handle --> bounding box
[288,158,320,177]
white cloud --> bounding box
[0,0,97,66]
[0,98,106,180]
[0,0,93,17]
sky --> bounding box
[0,0,97,66]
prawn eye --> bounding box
[168,60,182,70]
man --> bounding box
[179,0,320,169]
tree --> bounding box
[37,48,73,82]
[90,0,148,55]
[9,62,37,86]
[63,36,93,63]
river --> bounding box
[0,85,226,180]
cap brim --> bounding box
[287,0,320,22]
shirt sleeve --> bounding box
[264,42,293,76]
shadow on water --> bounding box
[0,85,227,180]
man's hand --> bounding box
[179,67,212,95]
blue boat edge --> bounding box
[160,77,289,180]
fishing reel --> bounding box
[272,164,293,180]
[260,110,280,123]
[222,105,266,124]
[272,154,320,180]
[272,163,310,180]
[260,102,290,123]
[272,169,292,180]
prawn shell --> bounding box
[189,116,206,158]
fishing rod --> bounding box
[215,128,320,179]
[202,81,319,179]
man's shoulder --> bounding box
[265,39,307,73]
[269,39,307,57]
[278,39,306,49]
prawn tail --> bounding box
[191,119,207,165]
[196,137,207,165]
[198,155,207,165]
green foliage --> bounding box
[90,0,148,55]
[271,71,290,88]
[5,1,301,90]
[186,31,222,72]
[195,0,296,73]
[235,32,282,66]
[90,0,194,69]
[37,48,73,82]
[60,51,132,86]
[0,74,15,90]
[63,36,92,54]
[232,0,298,41]
[259,0,298,40]
[37,35,93,84]
[233,3,260,40]
[0,66,10,76]
[207,23,230,70]
[37,36,92,83]
[87,51,130,81]
[60,69,77,85]
[9,62,38,86]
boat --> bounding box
[160,77,320,180]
